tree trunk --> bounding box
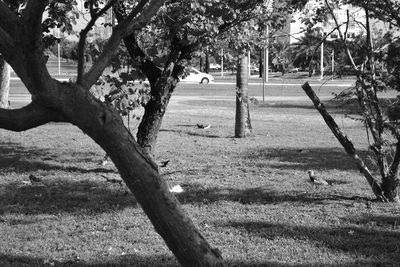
[55,83,225,266]
[136,77,175,158]
[382,173,400,202]
[235,54,252,138]
[0,56,10,109]
[259,49,263,78]
[200,56,204,72]
[205,52,210,74]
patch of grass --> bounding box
[1,87,400,266]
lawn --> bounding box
[1,82,400,266]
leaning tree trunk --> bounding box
[46,82,225,266]
[0,56,10,109]
[235,54,252,138]
[302,82,388,202]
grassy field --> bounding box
[1,81,400,266]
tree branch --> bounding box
[113,2,162,85]
[0,26,16,56]
[81,0,166,89]
[77,0,117,84]
[390,141,400,177]
[22,0,49,43]
[324,0,358,72]
[0,102,67,132]
[0,2,20,36]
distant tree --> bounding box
[271,39,291,75]
[291,30,321,72]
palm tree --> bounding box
[270,39,291,75]
[291,30,334,77]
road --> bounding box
[8,76,356,107]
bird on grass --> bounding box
[159,160,170,168]
[169,185,184,193]
[99,155,109,166]
[197,123,211,129]
[308,170,332,186]
[101,174,123,185]
[29,174,42,183]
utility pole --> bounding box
[221,48,224,77]
[248,50,251,77]
[262,25,269,102]
[331,49,334,80]
[57,28,61,75]
[320,33,324,80]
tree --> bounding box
[0,0,225,265]
[109,0,300,156]
[271,39,291,75]
[303,0,400,202]
[235,54,252,137]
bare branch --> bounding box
[77,0,117,84]
[0,102,67,132]
[81,0,166,89]
[324,0,358,72]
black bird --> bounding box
[197,123,211,129]
[308,170,331,185]
[159,160,170,168]
[29,174,42,183]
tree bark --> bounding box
[302,82,387,202]
[0,56,10,108]
[235,54,252,138]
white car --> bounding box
[209,63,221,70]
[180,67,214,84]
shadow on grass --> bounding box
[0,142,115,174]
[0,253,378,267]
[256,98,397,118]
[223,220,400,265]
[343,214,400,228]
[0,180,136,216]
[160,128,224,139]
[245,147,371,172]
[0,253,178,267]
[176,185,370,205]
